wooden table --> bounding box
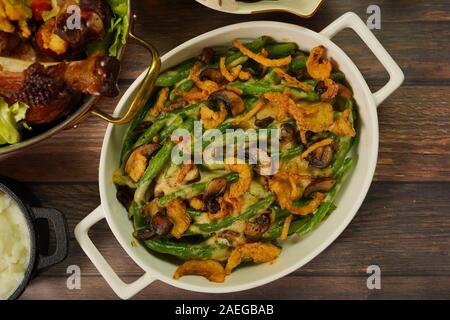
[2,0,449,299]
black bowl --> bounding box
[0,177,69,300]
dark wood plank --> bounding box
[22,181,450,278]
[20,275,450,300]
[1,86,448,182]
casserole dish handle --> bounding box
[90,15,161,124]
[320,12,404,107]
[75,206,155,299]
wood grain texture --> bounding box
[20,275,450,300]
[0,0,447,300]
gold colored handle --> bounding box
[90,22,161,124]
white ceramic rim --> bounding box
[75,12,404,298]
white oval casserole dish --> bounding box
[75,12,404,299]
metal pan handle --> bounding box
[90,15,161,124]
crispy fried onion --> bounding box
[224,161,252,199]
[175,88,207,102]
[174,259,226,283]
[330,109,356,137]
[320,78,339,102]
[306,46,332,80]
[269,172,311,209]
[200,103,228,129]
[301,138,333,159]
[233,99,265,125]
[225,242,281,274]
[208,192,241,221]
[232,39,292,67]
[148,87,170,119]
[189,196,205,211]
[287,192,326,216]
[263,91,296,121]
[288,102,334,134]
[177,163,194,184]
[166,198,191,239]
[190,61,220,94]
[220,56,237,82]
[273,68,313,92]
[280,214,293,240]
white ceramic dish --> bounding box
[75,12,403,299]
[195,0,324,17]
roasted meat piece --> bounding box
[0,53,120,124]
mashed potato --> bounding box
[0,191,31,300]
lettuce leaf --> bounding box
[0,98,30,145]
[88,0,129,57]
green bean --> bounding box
[265,43,298,58]
[225,36,274,66]
[260,68,281,85]
[169,79,194,101]
[129,200,146,229]
[331,71,346,84]
[156,58,196,87]
[289,54,307,74]
[158,172,239,207]
[134,118,195,205]
[119,99,155,165]
[331,99,355,175]
[131,113,173,150]
[228,82,319,102]
[189,193,275,234]
[280,145,303,159]
[143,237,230,261]
[158,116,184,142]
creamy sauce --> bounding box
[0,191,31,300]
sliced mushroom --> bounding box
[303,177,336,198]
[203,178,227,213]
[135,228,155,241]
[218,230,242,247]
[280,122,296,142]
[151,211,173,236]
[116,185,134,210]
[198,47,215,64]
[125,144,160,182]
[208,89,244,116]
[255,116,274,128]
[308,145,333,169]
[133,121,153,135]
[200,68,225,83]
[244,213,271,241]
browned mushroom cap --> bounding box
[308,145,333,169]
[218,230,242,247]
[280,122,296,142]
[255,116,274,128]
[198,47,215,64]
[208,89,244,116]
[200,68,225,83]
[125,144,160,182]
[151,211,173,236]
[203,178,227,213]
[303,177,336,198]
[244,213,271,241]
[116,185,134,210]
